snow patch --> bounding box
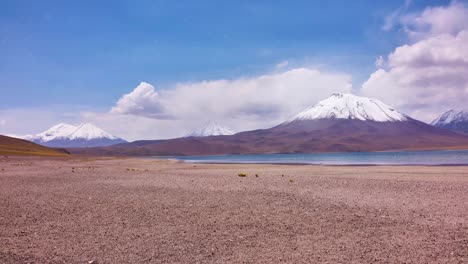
[68,123,117,140]
[187,121,235,137]
[22,123,121,142]
[431,109,468,126]
[24,123,77,142]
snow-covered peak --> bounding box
[68,123,117,140]
[188,121,235,137]
[290,93,408,122]
[20,122,121,143]
[431,109,468,126]
[30,123,78,142]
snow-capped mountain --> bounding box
[21,123,126,148]
[187,121,235,137]
[290,93,408,122]
[431,110,468,133]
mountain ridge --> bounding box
[70,93,468,156]
[431,110,468,133]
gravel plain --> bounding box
[1,156,467,263]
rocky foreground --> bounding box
[1,156,467,263]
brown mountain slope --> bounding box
[0,135,69,156]
[70,119,468,156]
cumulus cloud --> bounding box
[111,82,168,118]
[362,2,468,122]
[388,32,468,68]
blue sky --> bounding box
[1,0,445,108]
[2,0,467,140]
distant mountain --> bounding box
[187,121,235,137]
[22,123,127,148]
[71,93,468,156]
[290,93,408,122]
[0,135,69,156]
[23,123,77,142]
[431,110,468,133]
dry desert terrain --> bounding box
[1,156,467,263]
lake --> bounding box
[154,149,468,165]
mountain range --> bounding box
[71,93,468,156]
[20,123,126,148]
[431,110,468,133]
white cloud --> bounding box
[362,2,468,122]
[382,0,413,31]
[388,32,468,68]
[403,2,468,40]
[81,111,287,141]
[387,1,468,40]
[168,68,351,119]
[275,60,289,69]
[80,112,181,141]
[112,68,352,121]
[111,82,167,118]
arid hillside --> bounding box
[0,135,69,156]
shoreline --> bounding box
[177,161,468,166]
[140,148,468,167]
[5,154,468,166]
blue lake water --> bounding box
[153,149,468,165]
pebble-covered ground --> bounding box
[1,156,467,263]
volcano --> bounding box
[20,123,127,148]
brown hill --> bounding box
[0,135,70,156]
[70,118,468,156]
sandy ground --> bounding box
[0,157,467,264]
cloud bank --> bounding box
[105,68,352,139]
